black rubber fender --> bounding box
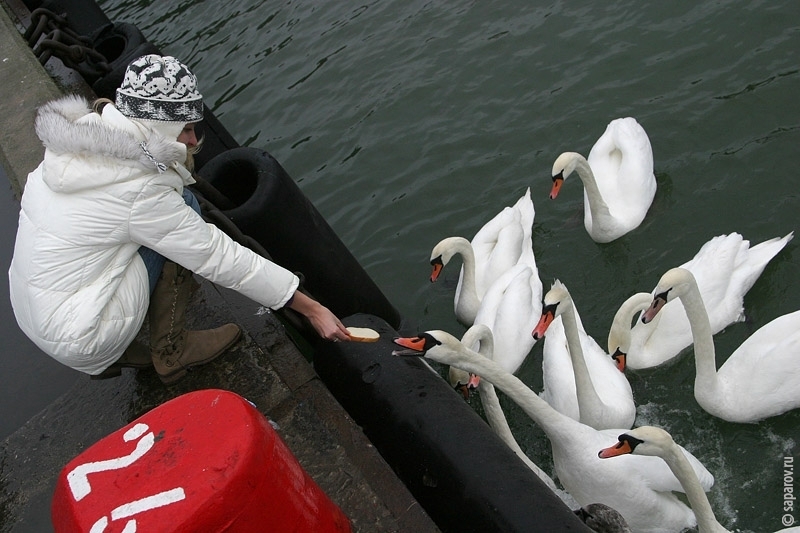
[192,108,240,172]
[314,313,592,533]
[89,23,159,99]
[198,147,402,329]
[35,0,111,36]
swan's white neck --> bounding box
[657,440,728,532]
[428,339,584,444]
[673,280,721,395]
[449,238,481,321]
[461,327,562,494]
[570,155,612,221]
[608,292,653,351]
[560,305,606,428]
[462,327,565,496]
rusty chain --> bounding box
[23,8,111,79]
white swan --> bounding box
[608,232,794,370]
[393,330,715,533]
[599,426,800,533]
[532,280,636,430]
[550,117,656,243]
[642,267,800,423]
[457,324,577,507]
[430,188,535,326]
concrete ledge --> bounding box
[0,1,62,196]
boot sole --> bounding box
[157,328,243,385]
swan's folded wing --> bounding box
[474,265,537,374]
[680,233,744,309]
[722,310,800,403]
[728,232,794,306]
[471,207,523,294]
[587,117,655,211]
[471,205,517,247]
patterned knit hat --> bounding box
[115,54,203,124]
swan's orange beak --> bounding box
[550,172,564,200]
[392,336,427,356]
[598,433,642,459]
[532,305,556,340]
[598,440,632,459]
[642,293,668,324]
[610,348,627,372]
[430,257,444,282]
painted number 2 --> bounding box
[66,423,186,532]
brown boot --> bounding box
[91,340,153,380]
[148,261,242,384]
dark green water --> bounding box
[89,1,800,530]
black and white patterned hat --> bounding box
[116,54,203,123]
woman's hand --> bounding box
[287,291,351,342]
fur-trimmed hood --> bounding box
[34,95,187,193]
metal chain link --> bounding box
[23,8,111,79]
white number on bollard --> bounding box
[67,423,156,501]
[65,422,187,531]
[89,488,187,533]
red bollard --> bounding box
[52,389,351,532]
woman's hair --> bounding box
[185,135,203,172]
[92,97,114,114]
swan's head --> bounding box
[429,236,470,282]
[608,346,627,373]
[598,426,674,460]
[392,331,453,358]
[393,330,483,370]
[550,152,582,200]
[641,268,697,324]
[532,279,572,340]
[607,292,653,372]
[448,366,481,400]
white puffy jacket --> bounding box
[9,95,299,375]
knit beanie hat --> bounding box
[116,54,203,139]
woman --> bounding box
[9,54,350,384]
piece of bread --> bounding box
[346,327,380,342]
